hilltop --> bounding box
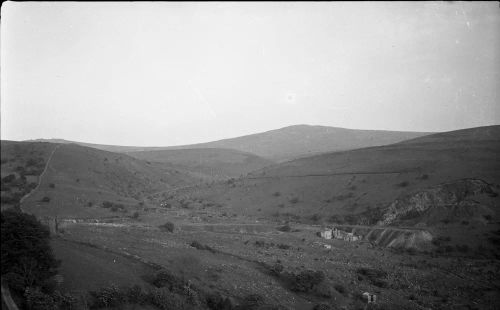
[163,125,432,162]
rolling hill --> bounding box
[175,126,500,227]
[126,148,274,179]
[29,124,431,162]
[2,141,204,218]
[163,125,432,162]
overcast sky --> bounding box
[1,2,499,146]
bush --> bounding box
[269,262,284,276]
[190,241,216,253]
[25,287,57,310]
[90,285,125,308]
[41,196,51,203]
[289,270,325,292]
[356,267,388,288]
[148,288,188,310]
[132,211,140,219]
[277,224,291,232]
[159,222,175,233]
[334,284,346,295]
[273,192,281,197]
[205,291,233,310]
[48,183,55,189]
[2,174,16,183]
[240,294,265,309]
[289,197,299,204]
[277,244,290,250]
[1,210,59,293]
[310,214,322,222]
[396,181,409,187]
[124,285,148,305]
[151,270,185,292]
[313,303,334,310]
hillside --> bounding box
[3,142,203,218]
[1,141,58,209]
[127,148,274,179]
[26,138,160,153]
[163,125,431,162]
[29,124,431,162]
[174,126,500,228]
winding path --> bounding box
[19,144,61,208]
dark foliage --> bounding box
[159,222,175,233]
[1,210,59,294]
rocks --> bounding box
[379,179,494,226]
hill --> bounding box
[127,148,274,179]
[174,126,500,229]
[25,138,161,153]
[1,141,203,218]
[28,124,431,162]
[163,125,431,162]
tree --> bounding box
[1,209,59,293]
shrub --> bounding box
[310,214,322,222]
[147,288,188,310]
[289,270,325,292]
[101,201,113,208]
[2,174,16,183]
[277,244,291,250]
[190,241,216,253]
[356,267,388,287]
[1,210,59,293]
[25,287,57,310]
[273,192,281,197]
[289,197,299,204]
[124,285,148,305]
[269,262,284,276]
[396,181,409,187]
[240,294,265,309]
[277,224,291,232]
[48,183,55,189]
[151,270,185,292]
[313,303,334,310]
[334,283,346,295]
[90,284,124,308]
[132,211,140,219]
[159,222,175,233]
[41,196,51,203]
[205,291,233,310]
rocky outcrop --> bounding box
[378,179,495,226]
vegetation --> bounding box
[1,209,60,307]
[190,241,217,253]
[396,181,410,187]
[277,224,291,232]
[356,267,388,288]
[159,221,175,233]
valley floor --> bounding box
[51,212,500,310]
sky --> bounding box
[1,2,499,146]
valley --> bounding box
[2,125,499,309]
